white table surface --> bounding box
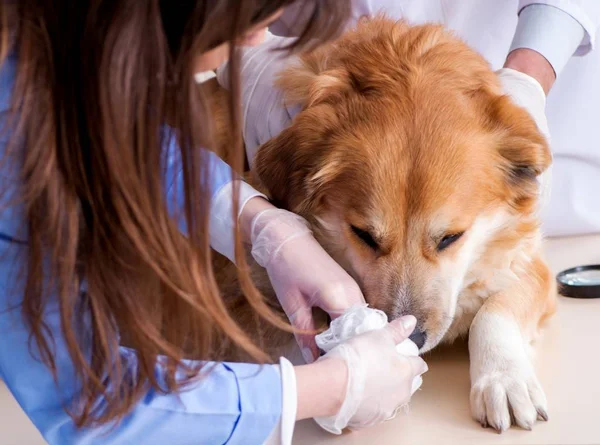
[1,235,599,445]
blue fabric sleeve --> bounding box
[163,129,236,200]
[163,125,238,236]
[0,54,282,444]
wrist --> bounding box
[504,48,555,95]
[239,196,275,244]
[294,357,348,420]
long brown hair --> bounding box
[0,0,349,428]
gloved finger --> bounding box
[289,309,319,363]
[295,333,319,364]
[384,316,417,344]
[318,281,366,320]
[327,296,366,321]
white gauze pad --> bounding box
[315,304,423,394]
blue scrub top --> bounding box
[0,54,282,444]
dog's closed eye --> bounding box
[351,225,379,250]
[437,232,464,251]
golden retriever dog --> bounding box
[209,17,556,433]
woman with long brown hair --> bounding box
[0,1,426,443]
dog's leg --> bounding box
[469,255,556,432]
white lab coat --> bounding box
[273,1,600,237]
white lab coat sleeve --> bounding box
[518,1,600,55]
[510,4,585,75]
[216,32,301,166]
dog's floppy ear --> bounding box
[254,51,352,212]
[484,93,551,206]
[253,108,341,213]
[276,49,352,109]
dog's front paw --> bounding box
[470,368,548,433]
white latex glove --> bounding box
[496,68,549,139]
[251,208,365,363]
[315,316,428,434]
[496,68,552,207]
[315,304,423,395]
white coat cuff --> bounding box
[511,4,585,75]
[264,357,297,445]
[209,181,266,263]
[517,1,598,55]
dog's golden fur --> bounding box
[207,17,557,430]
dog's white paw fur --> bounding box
[469,312,548,432]
[470,365,548,432]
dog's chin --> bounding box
[419,330,446,353]
[418,315,456,353]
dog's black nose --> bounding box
[409,329,427,350]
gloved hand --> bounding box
[315,316,428,434]
[250,208,365,363]
[496,68,549,139]
[496,68,552,206]
[315,304,423,395]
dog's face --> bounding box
[255,19,550,352]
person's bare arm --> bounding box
[504,48,556,95]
